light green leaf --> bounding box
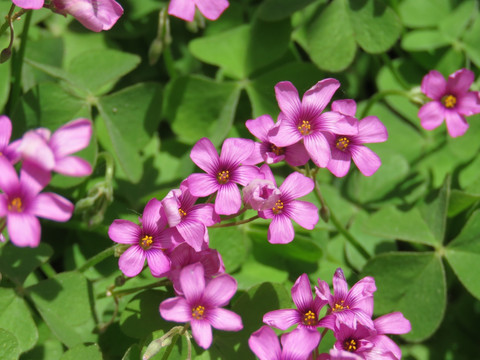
[398,0,451,28]
[362,252,446,341]
[463,15,480,68]
[401,30,450,51]
[438,0,478,41]
[209,226,249,273]
[0,328,20,360]
[60,344,102,360]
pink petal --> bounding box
[346,276,376,316]
[275,81,302,121]
[263,309,300,330]
[246,115,275,142]
[268,214,294,244]
[350,145,382,177]
[49,119,92,157]
[302,78,340,116]
[207,308,243,331]
[281,327,321,359]
[447,68,475,95]
[0,115,12,150]
[418,101,445,130]
[146,248,171,277]
[204,274,237,307]
[19,131,55,171]
[7,213,41,247]
[187,173,219,197]
[284,141,310,167]
[12,0,44,9]
[160,297,192,323]
[421,70,447,100]
[191,320,213,349]
[355,116,388,144]
[374,312,411,335]
[231,165,260,186]
[456,92,480,116]
[248,326,282,360]
[315,280,333,304]
[190,138,219,175]
[303,132,331,168]
[220,138,255,168]
[53,156,92,177]
[168,0,196,21]
[142,198,164,232]
[291,274,314,311]
[20,162,51,196]
[31,193,73,222]
[445,110,469,137]
[215,182,241,215]
[280,172,314,202]
[370,335,402,360]
[268,116,303,147]
[108,219,141,244]
[331,99,357,117]
[287,200,318,230]
[0,157,19,194]
[118,245,146,277]
[328,113,358,135]
[0,195,7,217]
[243,142,264,165]
[180,263,205,303]
[188,203,219,226]
[332,268,349,301]
[195,0,229,21]
[327,148,352,178]
[177,220,206,251]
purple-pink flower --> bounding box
[0,158,73,247]
[52,0,124,32]
[168,0,229,22]
[249,326,320,360]
[159,262,242,349]
[12,0,44,9]
[258,166,318,244]
[243,164,281,211]
[0,115,21,164]
[108,198,172,277]
[269,80,357,168]
[418,68,480,137]
[18,118,93,177]
[188,137,259,215]
[326,100,388,177]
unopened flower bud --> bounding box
[243,179,281,211]
[0,48,12,64]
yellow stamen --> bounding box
[140,235,153,250]
[344,339,357,352]
[297,120,312,136]
[8,197,23,212]
[192,305,205,320]
[179,208,187,217]
[332,300,349,312]
[336,137,350,151]
[442,94,457,108]
[272,200,284,214]
[217,170,230,184]
[302,310,317,326]
[270,144,285,156]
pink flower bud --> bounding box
[243,178,281,211]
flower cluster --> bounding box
[0,116,93,247]
[250,269,411,360]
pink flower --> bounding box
[162,180,219,251]
[269,80,358,168]
[315,268,376,331]
[187,137,259,215]
[258,166,318,244]
[248,326,320,360]
[108,198,172,277]
[19,118,93,177]
[326,100,388,177]
[159,262,243,349]
[0,158,73,247]
[418,68,480,137]
[168,0,229,22]
[52,0,123,32]
[12,0,44,9]
[263,274,327,336]
[0,116,21,164]
[244,114,310,167]
[243,164,281,211]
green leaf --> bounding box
[462,15,480,67]
[26,272,96,347]
[398,0,451,28]
[189,18,291,79]
[445,210,480,300]
[0,243,53,285]
[0,288,38,353]
[362,252,446,341]
[67,49,141,95]
[257,0,319,21]
[438,0,478,41]
[209,226,249,273]
[0,328,20,360]
[60,344,102,360]
[448,189,480,217]
[401,30,450,51]
[165,76,241,146]
[0,59,10,111]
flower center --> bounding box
[217,170,230,184]
[179,208,187,217]
[302,310,317,326]
[8,197,23,212]
[297,120,312,136]
[335,137,350,151]
[343,338,357,352]
[140,235,153,250]
[192,305,205,320]
[332,300,349,312]
[272,200,284,214]
[442,94,457,108]
[269,143,285,156]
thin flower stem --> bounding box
[99,279,171,299]
[161,334,180,360]
[0,7,28,37]
[359,89,411,119]
[40,262,57,279]
[221,207,247,221]
[209,215,259,228]
[77,245,116,273]
[97,152,115,183]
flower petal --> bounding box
[287,200,319,230]
[231,165,260,186]
[302,78,340,117]
[345,276,376,316]
[332,268,349,301]
[220,138,255,168]
[160,297,192,323]
[447,68,475,95]
[177,220,206,251]
[456,91,480,116]
[204,274,237,307]
[281,327,321,360]
[207,308,243,331]
[19,131,55,171]
[146,248,171,277]
[374,312,411,335]
[168,0,196,21]
[191,320,213,349]
[418,101,445,130]
[248,326,282,360]
[275,81,302,121]
[350,145,382,177]
[53,156,92,177]
[327,148,352,178]
[142,198,164,232]
[215,182,241,215]
[291,274,314,312]
[195,0,229,21]
[284,141,310,167]
[0,157,19,194]
[0,115,12,150]
[331,99,357,117]
[268,214,294,244]
[108,219,141,244]
[7,213,41,247]
[263,309,300,330]
[180,263,205,303]
[190,138,220,174]
[12,0,44,9]
[268,116,303,147]
[304,131,331,168]
[355,116,388,144]
[445,110,469,137]
[49,119,92,157]
[246,115,275,142]
[31,193,73,222]
[20,162,51,196]
[280,171,315,202]
[119,246,146,277]
[187,173,219,197]
[421,70,447,100]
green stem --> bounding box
[380,53,410,90]
[40,262,57,279]
[97,151,115,182]
[210,215,259,228]
[360,89,410,119]
[220,207,247,221]
[77,245,116,273]
[161,334,180,360]
[0,7,28,37]
[99,279,170,299]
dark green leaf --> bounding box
[209,226,249,273]
[60,344,102,360]
[257,0,319,21]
